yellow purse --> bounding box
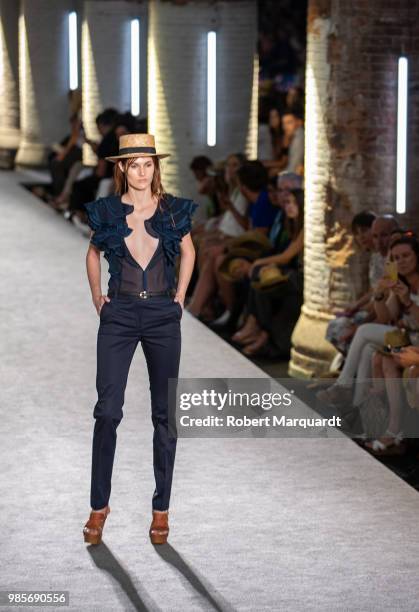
[377,328,411,356]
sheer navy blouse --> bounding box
[83,193,199,295]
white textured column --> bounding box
[148,0,258,207]
[0,0,20,155]
[289,3,336,377]
[15,0,75,166]
[81,0,147,166]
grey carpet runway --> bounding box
[1,170,419,611]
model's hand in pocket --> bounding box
[93,294,111,316]
[174,293,185,310]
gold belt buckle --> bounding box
[139,290,148,299]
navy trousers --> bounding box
[90,293,182,511]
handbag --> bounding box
[376,327,411,356]
[384,327,410,348]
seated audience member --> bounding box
[327,214,399,354]
[365,347,419,456]
[361,236,419,454]
[262,107,304,176]
[325,210,376,354]
[197,153,248,270]
[277,169,303,192]
[317,235,419,412]
[269,106,289,164]
[230,188,304,357]
[189,161,221,238]
[392,346,419,411]
[48,113,83,200]
[64,108,120,222]
[186,160,277,319]
[257,97,275,160]
[350,215,399,312]
[214,153,249,238]
[236,160,278,234]
[189,155,218,221]
[37,89,83,205]
[285,86,304,117]
[351,210,376,250]
[208,171,303,328]
[263,170,303,256]
[282,108,304,174]
[69,112,141,234]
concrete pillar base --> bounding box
[288,306,337,378]
[15,141,47,167]
[0,127,20,150]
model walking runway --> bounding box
[2,170,419,611]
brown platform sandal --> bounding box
[149,510,169,544]
[83,506,111,545]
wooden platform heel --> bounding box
[149,510,169,544]
[83,506,111,545]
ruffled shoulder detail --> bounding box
[151,193,199,265]
[83,195,133,232]
[82,192,199,273]
[83,195,133,276]
[163,193,199,238]
[83,195,133,254]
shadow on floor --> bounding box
[88,541,236,612]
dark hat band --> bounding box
[118,146,157,155]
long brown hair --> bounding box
[113,156,167,211]
[284,188,304,240]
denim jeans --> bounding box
[89,293,182,511]
[337,322,395,406]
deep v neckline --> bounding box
[120,196,160,271]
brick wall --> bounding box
[305,0,419,313]
[290,0,419,376]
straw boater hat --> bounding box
[219,232,274,282]
[105,133,170,162]
[250,265,289,290]
[229,230,273,253]
[219,248,263,282]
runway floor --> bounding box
[2,170,419,611]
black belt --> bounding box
[109,289,174,300]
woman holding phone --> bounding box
[317,235,419,411]
[363,236,419,453]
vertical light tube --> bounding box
[396,56,408,214]
[131,18,140,116]
[68,11,78,90]
[19,13,28,131]
[207,31,216,146]
[0,21,4,85]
